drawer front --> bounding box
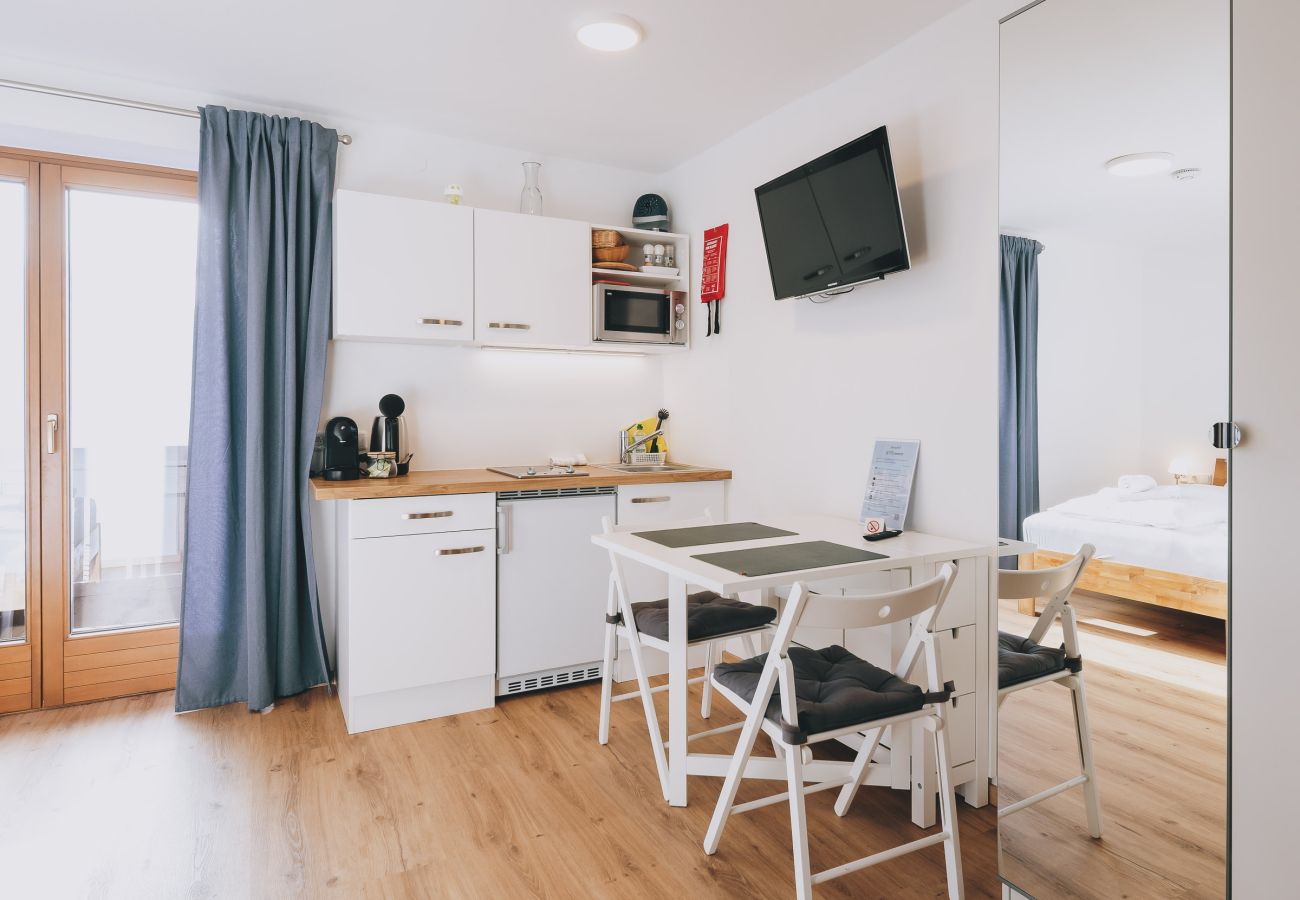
[937,624,977,698]
[349,493,495,539]
[347,529,496,695]
[616,480,726,525]
[945,691,978,766]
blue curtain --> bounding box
[999,235,1042,544]
[176,107,336,712]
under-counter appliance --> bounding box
[496,486,616,695]
[593,283,687,345]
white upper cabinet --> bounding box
[473,209,590,347]
[334,190,475,343]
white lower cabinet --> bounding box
[337,495,497,733]
[611,480,726,681]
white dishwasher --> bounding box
[496,486,617,696]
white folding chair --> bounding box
[997,545,1103,838]
[596,513,777,801]
[703,565,965,900]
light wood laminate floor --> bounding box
[0,670,998,898]
[998,591,1227,899]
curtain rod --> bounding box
[0,77,353,145]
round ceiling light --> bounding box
[1105,152,1175,177]
[576,14,643,52]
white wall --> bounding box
[1034,233,1145,507]
[0,58,672,468]
[660,0,1002,541]
[1138,245,1230,480]
[1032,233,1229,508]
[1231,0,1300,892]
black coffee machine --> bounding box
[322,416,360,480]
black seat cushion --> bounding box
[713,644,925,738]
[631,591,776,642]
[998,631,1067,688]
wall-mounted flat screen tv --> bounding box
[754,125,910,301]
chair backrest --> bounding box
[999,544,1094,651]
[770,564,958,693]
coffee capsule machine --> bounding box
[369,394,412,475]
[322,416,360,480]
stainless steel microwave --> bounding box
[593,283,688,345]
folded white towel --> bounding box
[1117,474,1157,493]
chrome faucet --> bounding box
[619,427,664,464]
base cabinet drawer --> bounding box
[346,528,495,697]
[349,493,495,539]
[946,692,977,766]
[937,624,977,698]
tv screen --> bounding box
[754,126,910,301]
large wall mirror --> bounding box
[997,0,1229,896]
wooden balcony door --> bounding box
[0,148,197,711]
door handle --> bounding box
[1211,422,1241,449]
[497,505,512,555]
[631,496,671,504]
[402,511,453,520]
[488,322,530,330]
[418,317,463,327]
[438,546,485,556]
[45,414,58,454]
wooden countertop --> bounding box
[309,464,732,500]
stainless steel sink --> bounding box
[602,463,711,473]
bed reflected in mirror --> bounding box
[997,1,1229,897]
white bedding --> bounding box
[1023,484,1228,582]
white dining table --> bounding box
[592,513,996,825]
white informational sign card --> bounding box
[859,439,920,531]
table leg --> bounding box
[668,575,689,807]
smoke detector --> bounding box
[1171,167,1201,182]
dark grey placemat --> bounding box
[632,522,797,549]
[691,540,886,577]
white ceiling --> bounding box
[0,0,966,173]
[1000,0,1230,250]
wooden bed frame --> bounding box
[1018,459,1228,621]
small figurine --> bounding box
[444,183,464,205]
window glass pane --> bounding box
[0,180,26,644]
[66,187,197,634]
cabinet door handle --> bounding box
[488,322,530,330]
[402,511,453,520]
[438,545,486,556]
[418,317,463,326]
[631,496,671,504]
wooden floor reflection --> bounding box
[998,591,1227,898]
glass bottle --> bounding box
[520,161,543,215]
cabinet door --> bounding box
[616,481,726,602]
[347,529,495,696]
[335,190,475,343]
[473,209,589,347]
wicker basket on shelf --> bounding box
[592,229,624,249]
[593,244,631,263]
